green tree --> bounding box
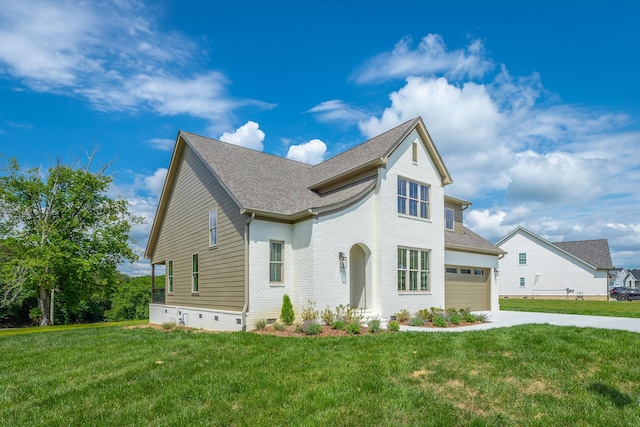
[105,274,163,321]
[0,154,142,326]
[280,294,294,325]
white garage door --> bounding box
[445,266,490,311]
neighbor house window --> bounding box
[520,277,525,287]
[167,260,174,293]
[398,247,430,291]
[209,208,218,246]
[397,177,429,219]
[445,208,454,230]
[270,241,283,283]
[446,267,457,273]
[192,254,199,293]
[518,253,527,265]
[461,268,471,274]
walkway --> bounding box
[400,310,640,333]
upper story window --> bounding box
[518,253,527,265]
[397,247,430,292]
[445,208,455,230]
[270,241,283,283]
[397,177,429,219]
[209,208,217,246]
[167,260,174,293]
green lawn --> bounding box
[1,325,640,426]
[500,298,640,318]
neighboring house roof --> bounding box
[627,269,640,281]
[146,117,452,257]
[496,226,614,270]
[445,225,506,255]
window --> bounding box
[520,277,525,287]
[209,208,217,246]
[461,268,471,274]
[398,247,430,292]
[167,260,174,293]
[474,269,484,275]
[397,177,429,219]
[445,208,454,230]
[192,254,199,293]
[446,267,457,273]
[270,241,283,283]
[412,142,418,163]
[518,253,527,265]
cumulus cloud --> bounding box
[286,139,327,165]
[219,121,265,151]
[352,34,493,84]
[307,99,367,124]
[143,167,168,197]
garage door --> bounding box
[445,266,490,311]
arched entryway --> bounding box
[350,244,371,309]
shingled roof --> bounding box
[445,225,506,255]
[553,239,614,269]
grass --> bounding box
[500,298,640,318]
[1,324,640,426]
[0,319,147,337]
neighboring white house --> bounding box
[609,268,627,290]
[623,269,640,287]
[145,117,504,331]
[496,227,613,299]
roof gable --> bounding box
[496,227,614,270]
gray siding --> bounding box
[150,145,246,311]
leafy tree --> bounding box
[0,153,142,326]
[105,274,163,321]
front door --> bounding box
[350,245,368,309]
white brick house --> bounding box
[145,117,504,331]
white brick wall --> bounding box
[150,304,244,331]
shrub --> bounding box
[280,294,295,325]
[449,313,462,325]
[367,318,381,334]
[408,316,425,327]
[300,300,319,323]
[320,306,334,325]
[387,320,400,331]
[161,322,176,329]
[346,321,361,334]
[395,309,411,323]
[461,308,477,323]
[415,308,432,322]
[432,314,448,327]
[335,304,348,321]
[273,321,287,331]
[473,312,488,322]
[254,318,267,331]
[29,307,43,325]
[331,319,346,330]
[301,321,322,335]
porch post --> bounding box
[151,263,155,303]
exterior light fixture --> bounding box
[339,252,347,269]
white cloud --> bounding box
[307,99,367,123]
[286,139,327,165]
[352,34,493,84]
[143,167,167,197]
[219,121,265,151]
[147,138,175,151]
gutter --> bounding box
[241,212,256,331]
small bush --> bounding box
[161,322,176,329]
[29,307,43,325]
[273,321,287,331]
[294,323,304,334]
[346,321,361,334]
[387,320,400,331]
[408,316,425,326]
[415,308,432,322]
[461,309,477,323]
[432,314,448,327]
[395,309,411,323]
[449,313,462,325]
[344,305,364,324]
[301,321,322,336]
[331,319,346,330]
[300,300,319,323]
[254,318,267,331]
[473,312,488,322]
[320,306,334,325]
[280,294,295,325]
[367,318,381,334]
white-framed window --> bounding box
[397,247,430,292]
[269,241,283,283]
[461,268,471,274]
[445,208,455,230]
[397,177,429,219]
[209,208,218,247]
[192,254,199,293]
[518,253,527,265]
[446,267,457,273]
[520,277,525,287]
[167,260,174,293]
[474,269,484,275]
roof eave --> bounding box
[308,158,385,191]
[445,243,506,256]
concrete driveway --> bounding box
[400,310,640,333]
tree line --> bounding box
[0,152,156,327]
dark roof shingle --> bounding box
[553,239,614,269]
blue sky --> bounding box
[1,0,639,275]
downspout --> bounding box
[241,213,256,331]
